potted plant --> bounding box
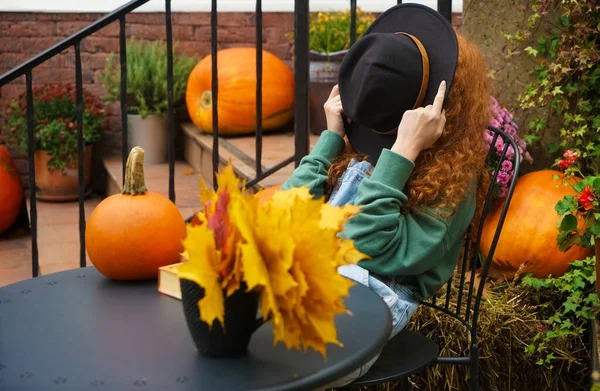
[101,38,196,165]
[304,9,375,135]
[2,83,106,202]
[178,163,366,358]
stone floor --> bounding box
[0,197,100,288]
[0,162,202,288]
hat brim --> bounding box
[343,4,458,164]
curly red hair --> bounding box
[327,33,491,224]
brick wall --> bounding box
[0,11,462,189]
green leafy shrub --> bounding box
[100,37,197,118]
[522,256,598,365]
[506,0,600,174]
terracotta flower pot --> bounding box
[180,279,262,358]
[34,147,92,202]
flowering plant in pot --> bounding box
[178,163,366,358]
[483,96,533,199]
[1,83,106,201]
[101,37,196,165]
[308,8,375,57]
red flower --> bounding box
[578,186,595,210]
[563,150,578,160]
[558,159,570,170]
[558,149,579,171]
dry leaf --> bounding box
[181,162,368,358]
[184,168,195,176]
[178,221,224,327]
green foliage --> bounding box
[1,83,106,172]
[308,9,375,55]
[100,38,197,118]
[554,164,600,251]
[506,0,600,174]
[521,256,599,366]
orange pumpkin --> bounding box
[257,184,282,207]
[480,170,592,280]
[186,47,294,135]
[85,147,187,280]
[0,146,24,234]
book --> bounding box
[158,262,183,300]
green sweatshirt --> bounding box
[281,130,476,301]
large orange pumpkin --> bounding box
[480,170,592,280]
[0,146,24,234]
[186,47,294,135]
[85,147,187,280]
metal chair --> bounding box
[341,126,521,390]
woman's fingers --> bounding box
[436,109,446,135]
[328,84,340,100]
[432,80,446,113]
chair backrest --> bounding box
[420,125,520,344]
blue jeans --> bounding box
[323,264,420,389]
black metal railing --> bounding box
[0,0,453,278]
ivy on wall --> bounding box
[505,0,600,174]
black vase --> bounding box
[180,279,261,358]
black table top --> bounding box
[0,267,391,391]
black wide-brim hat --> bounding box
[338,3,458,164]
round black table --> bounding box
[0,267,391,391]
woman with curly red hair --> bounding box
[281,4,491,385]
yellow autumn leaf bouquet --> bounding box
[178,163,368,358]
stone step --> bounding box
[181,123,320,191]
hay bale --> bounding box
[408,274,589,390]
[336,274,590,391]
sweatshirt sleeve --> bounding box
[280,130,345,199]
[341,148,454,276]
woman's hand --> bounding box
[391,80,447,162]
[324,84,346,138]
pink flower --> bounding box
[501,109,514,122]
[501,160,513,171]
[505,145,515,160]
[494,137,505,154]
[497,171,511,187]
[490,119,501,129]
[483,131,494,144]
